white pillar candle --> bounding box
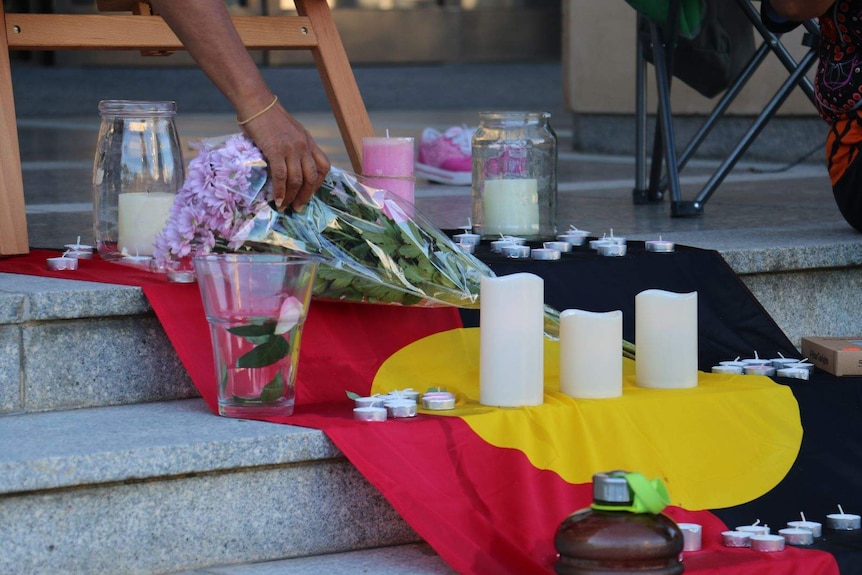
[479,273,544,407]
[635,289,698,389]
[559,309,623,399]
[118,191,175,256]
[483,179,540,237]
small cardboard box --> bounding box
[801,337,862,376]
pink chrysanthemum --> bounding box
[154,134,270,265]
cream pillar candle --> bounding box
[483,179,540,236]
[559,309,623,399]
[479,273,544,407]
[118,191,175,256]
[635,289,698,389]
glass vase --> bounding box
[93,100,184,264]
[194,253,321,418]
[471,111,558,240]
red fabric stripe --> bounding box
[0,250,839,574]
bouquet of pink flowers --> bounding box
[155,134,489,306]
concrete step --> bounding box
[4,236,862,416]
[0,399,426,574]
[0,272,195,415]
[170,543,455,575]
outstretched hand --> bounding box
[240,102,330,211]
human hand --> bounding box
[239,100,330,211]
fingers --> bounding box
[291,141,331,210]
[241,109,330,211]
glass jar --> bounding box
[471,111,557,240]
[93,100,184,263]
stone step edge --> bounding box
[170,543,456,575]
[3,239,862,325]
[0,398,341,495]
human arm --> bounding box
[148,0,330,210]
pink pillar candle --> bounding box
[362,136,415,205]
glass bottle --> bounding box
[554,471,684,575]
[471,111,557,240]
[93,100,184,263]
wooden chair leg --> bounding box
[295,0,374,173]
[0,4,30,256]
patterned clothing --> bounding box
[763,0,862,231]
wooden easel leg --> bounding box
[0,5,30,256]
[294,0,374,173]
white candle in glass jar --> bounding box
[118,192,175,257]
[482,179,539,237]
[635,289,698,389]
[559,309,623,399]
[479,273,544,407]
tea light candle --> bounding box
[355,395,385,408]
[750,534,785,552]
[827,506,861,530]
[744,364,776,377]
[118,191,175,257]
[635,289,698,389]
[770,354,800,369]
[777,367,809,380]
[741,352,769,366]
[597,243,627,257]
[645,236,675,253]
[482,179,540,237]
[778,527,814,546]
[502,244,531,259]
[787,361,815,374]
[531,248,560,261]
[712,365,743,375]
[503,235,527,245]
[721,531,751,548]
[64,236,94,259]
[453,232,481,246]
[456,242,476,254]
[421,391,456,410]
[490,239,514,253]
[362,135,415,204]
[46,255,79,271]
[736,524,770,536]
[353,406,387,422]
[384,398,417,418]
[788,517,822,538]
[557,233,587,246]
[559,309,623,399]
[480,273,544,407]
[543,241,571,253]
[589,238,610,250]
[677,523,702,552]
[559,227,590,238]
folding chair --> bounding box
[0,0,375,255]
[631,0,820,216]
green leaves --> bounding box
[259,372,286,403]
[236,336,289,369]
[227,318,292,403]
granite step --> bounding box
[170,543,456,575]
[4,238,862,416]
[0,398,428,575]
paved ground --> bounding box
[9,60,860,254]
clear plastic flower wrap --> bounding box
[155,134,568,339]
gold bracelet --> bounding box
[236,95,279,126]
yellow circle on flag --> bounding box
[372,327,802,510]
